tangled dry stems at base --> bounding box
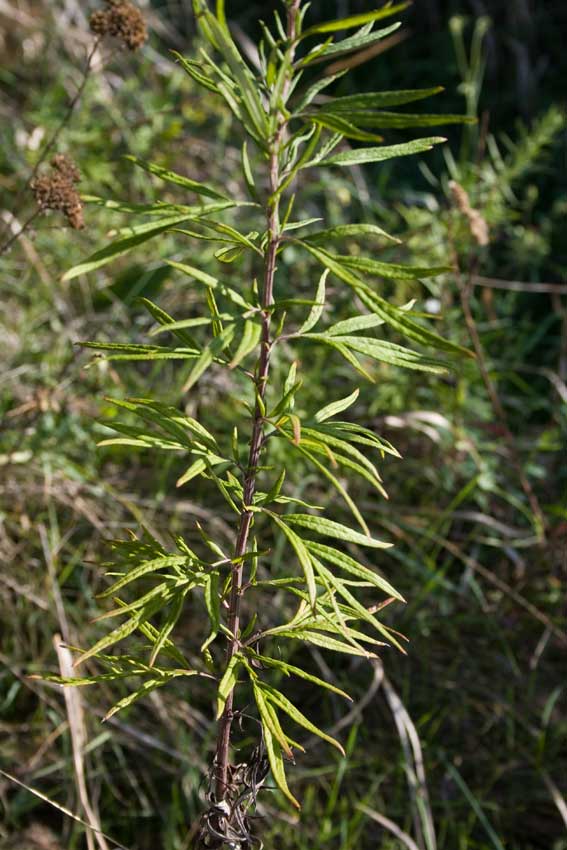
[89,0,148,51]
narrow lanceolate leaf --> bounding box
[324,111,474,129]
[309,113,384,143]
[182,323,236,392]
[299,23,402,66]
[98,555,188,598]
[324,335,449,373]
[274,628,378,657]
[62,215,194,281]
[299,244,473,359]
[247,652,352,700]
[284,514,392,549]
[338,254,450,280]
[149,588,189,666]
[74,589,175,668]
[312,558,404,650]
[318,137,446,167]
[176,458,207,487]
[201,571,220,651]
[305,223,400,245]
[216,653,242,719]
[262,683,345,755]
[167,260,252,309]
[305,541,405,601]
[252,681,294,758]
[124,156,228,200]
[314,388,359,423]
[301,4,410,37]
[103,671,200,721]
[262,718,300,809]
[317,88,444,111]
[267,512,317,610]
[139,298,198,348]
[297,269,327,334]
[229,319,262,368]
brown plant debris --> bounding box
[31,155,84,230]
[449,180,489,247]
[90,0,148,51]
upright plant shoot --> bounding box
[52,1,471,845]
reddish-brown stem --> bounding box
[213,0,302,803]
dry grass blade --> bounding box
[380,666,437,850]
[0,769,129,850]
[53,636,110,850]
[356,803,421,850]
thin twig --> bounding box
[449,233,547,541]
[0,37,100,248]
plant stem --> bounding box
[0,37,100,246]
[213,0,302,802]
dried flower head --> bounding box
[449,180,489,247]
[31,155,85,230]
[90,0,148,51]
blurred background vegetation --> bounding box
[1,1,565,849]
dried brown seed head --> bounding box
[31,155,85,230]
[448,180,489,247]
[89,1,148,51]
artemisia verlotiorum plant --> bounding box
[45,1,472,846]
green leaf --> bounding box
[309,113,384,142]
[182,323,236,391]
[139,298,198,347]
[299,244,473,359]
[326,111,474,129]
[98,555,189,598]
[284,514,392,549]
[314,388,359,423]
[327,314,385,335]
[317,87,444,111]
[297,269,327,334]
[301,4,410,37]
[149,589,189,666]
[338,254,450,280]
[263,683,345,754]
[176,458,207,487]
[262,715,300,809]
[202,571,221,652]
[293,71,348,113]
[172,51,220,93]
[252,680,295,758]
[74,589,175,668]
[266,512,317,610]
[247,652,352,700]
[279,432,370,533]
[197,7,268,141]
[103,670,199,721]
[167,260,252,309]
[305,541,404,601]
[299,23,402,66]
[229,319,262,368]
[274,628,378,657]
[326,335,448,373]
[217,653,241,719]
[63,215,194,281]
[318,137,446,167]
[124,156,228,200]
[312,558,404,650]
[305,223,400,245]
